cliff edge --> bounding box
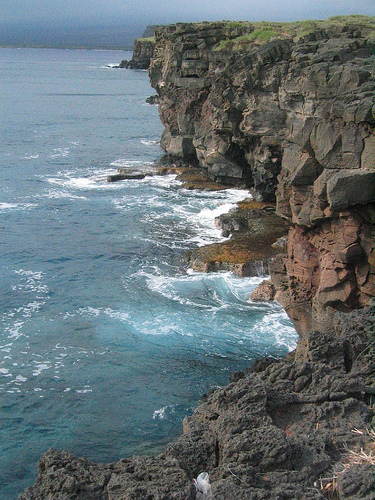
[20,17,375,500]
[119,27,155,69]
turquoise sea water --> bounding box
[0,48,297,499]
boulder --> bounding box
[250,280,276,301]
[327,170,375,212]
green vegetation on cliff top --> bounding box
[212,15,375,50]
[136,36,155,43]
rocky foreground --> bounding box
[18,308,375,499]
[20,16,375,499]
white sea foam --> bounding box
[7,321,25,340]
[2,269,50,341]
[153,406,167,420]
[0,202,37,212]
[20,154,39,160]
[45,168,129,191]
[145,270,263,305]
[77,306,129,323]
[47,176,100,190]
[0,342,98,393]
[112,195,165,213]
[144,272,216,309]
[140,139,159,146]
[49,147,70,159]
[255,310,297,352]
[110,159,147,168]
[14,269,45,282]
[170,187,251,246]
[137,321,185,337]
[143,174,181,189]
[32,362,51,377]
[135,269,297,349]
[42,189,88,200]
[152,404,177,420]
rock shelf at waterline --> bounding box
[107,158,290,277]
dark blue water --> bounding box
[0,48,297,499]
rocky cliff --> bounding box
[20,17,375,499]
[149,16,375,338]
[119,37,155,69]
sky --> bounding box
[1,0,375,28]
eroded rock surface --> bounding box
[149,19,375,201]
[271,209,375,335]
[250,279,276,301]
[186,201,288,276]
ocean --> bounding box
[0,48,297,499]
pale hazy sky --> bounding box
[1,0,375,27]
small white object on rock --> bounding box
[194,472,212,499]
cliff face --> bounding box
[150,18,375,338]
[120,37,155,69]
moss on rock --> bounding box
[186,201,289,276]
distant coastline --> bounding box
[0,22,143,51]
[0,45,133,50]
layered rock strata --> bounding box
[149,19,375,198]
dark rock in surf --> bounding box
[146,95,160,105]
[107,172,146,182]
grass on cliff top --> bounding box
[136,37,155,43]
[319,428,375,498]
[213,15,375,50]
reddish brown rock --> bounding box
[250,280,276,301]
[271,212,375,338]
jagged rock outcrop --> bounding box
[119,37,155,69]
[141,25,156,39]
[149,18,375,200]
[186,200,289,276]
[250,279,276,301]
